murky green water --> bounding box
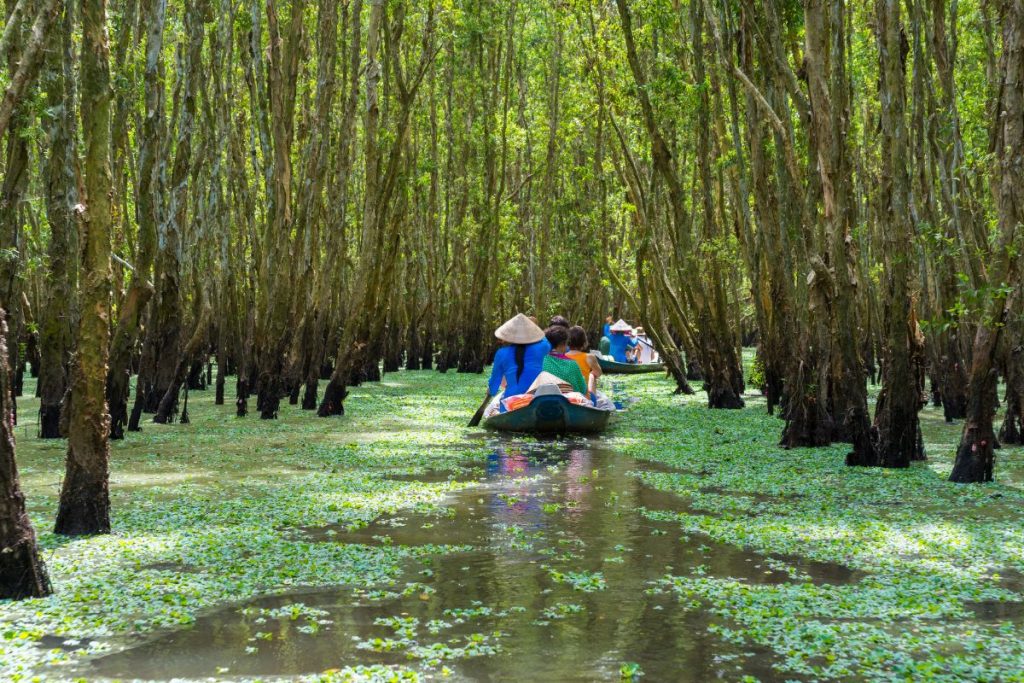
[84,438,858,681]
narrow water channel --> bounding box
[85,437,856,681]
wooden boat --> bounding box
[598,358,665,374]
[483,394,611,435]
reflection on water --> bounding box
[85,440,850,681]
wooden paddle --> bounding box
[467,392,492,427]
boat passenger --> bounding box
[633,326,659,364]
[541,325,588,395]
[485,314,548,413]
[567,326,616,411]
[608,319,639,363]
[599,315,613,356]
[566,326,603,395]
[625,329,642,363]
[549,315,571,329]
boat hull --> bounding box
[598,359,665,374]
[483,394,611,434]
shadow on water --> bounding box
[84,438,855,681]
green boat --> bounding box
[598,358,665,374]
[483,394,611,435]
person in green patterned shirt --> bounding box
[540,325,588,395]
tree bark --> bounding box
[949,0,1022,483]
[55,0,114,535]
[0,0,60,143]
[106,0,165,439]
[38,1,80,439]
[803,0,874,464]
[320,0,437,415]
[253,0,306,420]
[871,0,924,467]
[154,299,211,423]
[140,0,205,417]
[1001,366,1023,445]
[0,312,51,598]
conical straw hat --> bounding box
[495,313,545,344]
[527,371,572,393]
[609,318,632,332]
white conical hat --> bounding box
[495,313,545,344]
[609,318,632,332]
[527,371,571,393]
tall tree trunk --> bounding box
[0,312,51,598]
[55,0,114,535]
[320,0,436,416]
[921,0,970,421]
[1000,319,1024,444]
[0,0,38,421]
[733,4,793,416]
[0,0,60,142]
[872,0,924,467]
[803,0,874,464]
[949,0,1022,483]
[692,0,744,409]
[254,0,305,419]
[38,2,80,439]
[106,0,164,439]
[140,0,205,417]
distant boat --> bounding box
[483,394,611,434]
[598,358,665,374]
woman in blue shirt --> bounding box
[486,314,549,409]
[608,319,639,363]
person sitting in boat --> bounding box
[566,326,615,411]
[599,315,613,356]
[549,315,571,330]
[485,314,548,414]
[633,326,659,364]
[566,325,602,394]
[625,330,641,363]
[541,325,589,395]
[608,319,639,363]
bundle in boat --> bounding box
[484,384,611,435]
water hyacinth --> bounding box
[1,370,1022,681]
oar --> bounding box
[467,392,492,427]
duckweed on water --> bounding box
[1,373,485,681]
[613,373,1024,681]
[1,369,1023,681]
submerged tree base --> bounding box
[54,461,111,536]
[707,388,745,409]
[38,404,62,439]
[0,541,52,600]
[317,381,347,417]
[949,432,996,483]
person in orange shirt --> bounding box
[566,326,615,410]
[566,326,601,394]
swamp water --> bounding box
[84,437,857,681]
